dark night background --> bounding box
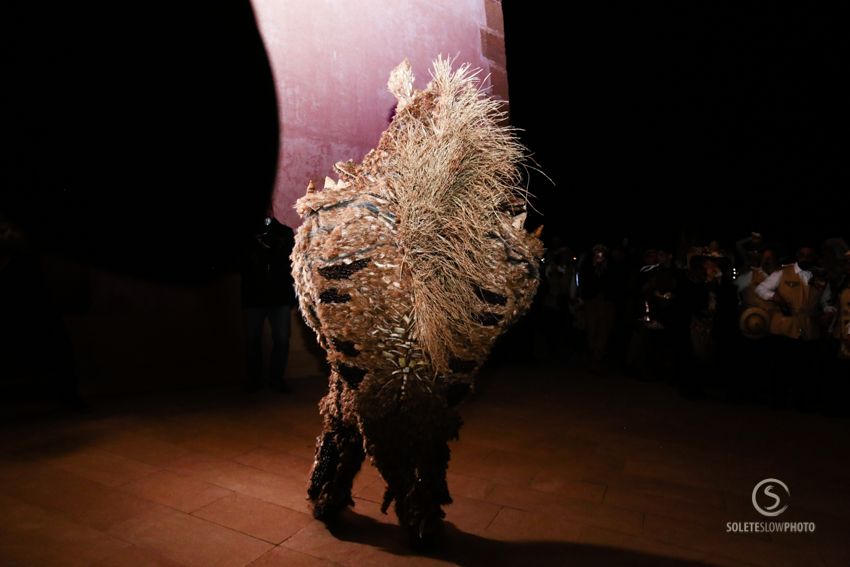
[504,3,849,255]
[2,6,850,563]
[4,1,279,282]
[4,2,850,281]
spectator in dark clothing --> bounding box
[606,245,633,368]
[676,254,739,398]
[824,249,850,415]
[627,248,679,381]
[241,216,296,392]
[579,244,620,371]
[537,246,577,361]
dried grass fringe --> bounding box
[377,57,530,372]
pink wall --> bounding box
[250,0,499,228]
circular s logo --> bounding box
[752,478,789,517]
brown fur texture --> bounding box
[292,58,542,546]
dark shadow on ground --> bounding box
[328,509,715,567]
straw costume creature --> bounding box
[292,58,543,546]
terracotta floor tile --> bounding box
[279,521,385,567]
[622,476,727,509]
[450,447,542,486]
[0,494,132,567]
[445,442,494,467]
[234,447,313,480]
[276,440,321,461]
[604,485,728,529]
[41,448,160,487]
[120,469,233,512]
[193,493,314,544]
[160,429,261,460]
[95,433,193,467]
[351,475,386,504]
[485,506,582,542]
[164,453,247,478]
[528,469,607,502]
[485,483,643,536]
[108,507,272,567]
[90,544,188,567]
[445,472,494,501]
[442,496,501,534]
[165,454,311,513]
[356,463,383,484]
[213,468,312,513]
[579,453,627,485]
[623,459,721,492]
[0,416,135,459]
[248,546,340,567]
[0,465,162,531]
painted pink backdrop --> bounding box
[250,0,494,228]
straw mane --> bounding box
[376,57,528,372]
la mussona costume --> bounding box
[291,59,542,546]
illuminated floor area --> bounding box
[0,366,847,567]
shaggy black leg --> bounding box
[307,422,365,522]
[402,441,453,549]
[373,439,453,549]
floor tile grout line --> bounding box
[484,505,505,530]
[182,509,290,547]
[274,538,348,567]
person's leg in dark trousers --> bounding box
[268,306,292,391]
[244,307,267,391]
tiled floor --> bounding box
[1,365,848,566]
